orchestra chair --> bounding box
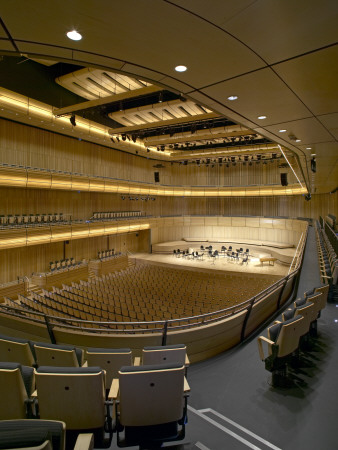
[111,363,189,448]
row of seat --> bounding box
[97,248,115,259]
[316,222,337,285]
[92,211,142,220]
[0,212,65,226]
[49,258,77,271]
[257,285,328,387]
[0,338,190,448]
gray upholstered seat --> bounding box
[33,342,83,367]
[0,334,36,366]
[0,362,35,419]
[112,363,189,448]
[35,366,112,447]
[0,420,93,450]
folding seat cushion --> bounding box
[85,347,132,386]
[0,334,36,366]
[0,362,35,419]
[0,420,65,450]
[33,342,83,367]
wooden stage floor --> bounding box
[133,250,290,278]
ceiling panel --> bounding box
[0,0,264,89]
[264,117,335,146]
[223,0,338,64]
[201,68,311,126]
[273,46,338,116]
[318,113,338,140]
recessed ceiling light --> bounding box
[306,147,312,150]
[228,95,238,101]
[279,129,287,133]
[66,30,82,41]
[258,115,266,120]
[175,65,187,72]
[295,139,301,142]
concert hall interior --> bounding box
[0,1,337,449]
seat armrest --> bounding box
[185,354,190,367]
[108,378,119,400]
[257,336,274,361]
[74,433,94,450]
[184,376,190,393]
[273,320,282,324]
[82,361,88,367]
[134,356,141,366]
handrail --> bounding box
[288,231,304,275]
[0,223,308,344]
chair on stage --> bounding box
[111,363,190,448]
[0,362,35,419]
[242,254,249,265]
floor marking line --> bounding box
[188,405,263,450]
[195,441,211,450]
[205,408,282,450]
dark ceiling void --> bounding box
[0,56,86,108]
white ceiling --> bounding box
[0,0,337,194]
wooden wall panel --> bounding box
[0,230,149,283]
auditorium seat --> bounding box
[257,316,304,386]
[136,344,190,375]
[34,366,113,447]
[0,419,94,450]
[0,334,36,366]
[0,362,35,419]
[33,343,83,368]
[84,347,132,386]
[111,363,189,448]
[282,302,317,342]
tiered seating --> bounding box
[257,284,328,387]
[0,332,189,448]
[315,221,337,287]
[92,211,142,220]
[0,212,65,226]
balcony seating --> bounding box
[112,363,189,448]
[34,366,113,447]
[0,334,36,366]
[33,343,84,368]
[0,362,35,419]
[0,420,94,450]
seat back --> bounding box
[118,363,185,427]
[34,343,83,367]
[35,367,106,430]
[0,363,33,419]
[0,420,66,450]
[142,344,186,366]
[0,337,35,366]
[268,316,304,357]
[292,303,316,336]
[85,347,132,385]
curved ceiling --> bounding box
[0,0,337,194]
